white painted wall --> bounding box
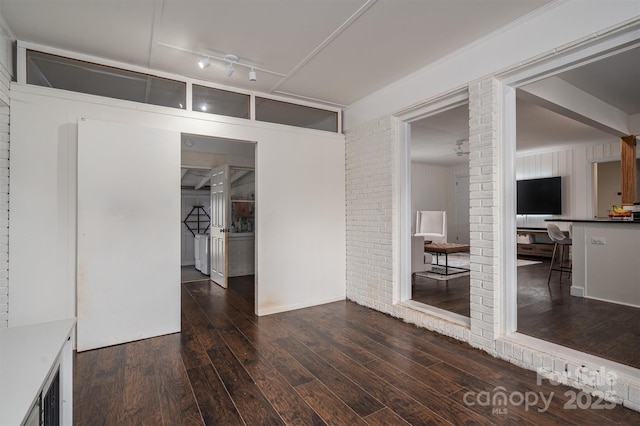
[76,119,180,351]
[411,162,471,241]
[0,17,13,328]
[9,84,345,326]
[410,162,449,234]
[571,222,640,307]
[516,140,640,229]
[344,0,640,130]
[255,126,345,314]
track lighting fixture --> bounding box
[198,57,210,69]
[224,54,238,77]
[225,63,234,77]
[163,42,287,80]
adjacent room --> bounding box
[408,46,640,370]
[180,134,256,291]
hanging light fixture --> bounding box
[248,67,257,82]
[197,57,210,69]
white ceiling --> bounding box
[0,0,636,167]
[411,46,639,165]
[0,0,552,107]
[181,134,255,189]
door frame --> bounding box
[395,89,471,326]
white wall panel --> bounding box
[77,119,180,351]
[255,126,345,315]
[411,163,449,234]
[9,85,345,326]
[515,140,639,229]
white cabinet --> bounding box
[228,233,255,277]
[0,318,75,426]
[194,234,210,275]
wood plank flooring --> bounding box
[412,258,640,369]
[73,276,640,425]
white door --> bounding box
[77,118,180,351]
[210,165,229,288]
[455,175,470,244]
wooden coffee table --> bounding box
[424,242,471,275]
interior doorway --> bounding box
[405,99,471,320]
[180,134,256,295]
[594,159,640,218]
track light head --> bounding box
[249,68,257,82]
[225,63,234,77]
[223,54,239,77]
[198,57,210,69]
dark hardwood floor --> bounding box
[412,258,640,370]
[73,276,640,425]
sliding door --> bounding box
[77,118,180,351]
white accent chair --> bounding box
[411,235,433,285]
[415,211,447,244]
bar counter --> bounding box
[546,219,640,308]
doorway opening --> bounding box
[400,93,471,322]
[180,133,256,299]
[508,44,640,369]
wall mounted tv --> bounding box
[517,176,562,215]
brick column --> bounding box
[468,76,503,352]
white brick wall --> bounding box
[345,116,396,311]
[467,77,501,353]
[345,116,471,342]
[344,76,640,411]
[0,63,9,328]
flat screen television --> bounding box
[517,176,562,215]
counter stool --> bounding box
[547,224,572,287]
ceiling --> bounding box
[0,0,552,107]
[411,46,640,165]
[181,134,255,189]
[0,1,636,167]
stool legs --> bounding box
[547,242,559,287]
[547,243,572,287]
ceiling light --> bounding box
[224,54,238,77]
[454,139,470,156]
[225,63,234,77]
[249,68,257,82]
[198,57,210,69]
